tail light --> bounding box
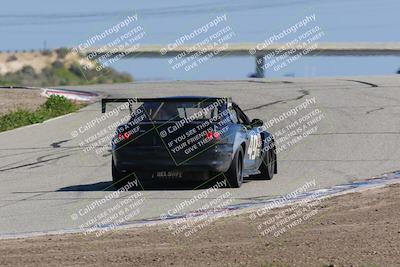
[205,131,220,140]
[118,131,131,141]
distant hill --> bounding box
[0,48,133,86]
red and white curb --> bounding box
[1,170,400,240]
[40,88,99,102]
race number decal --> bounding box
[247,133,261,160]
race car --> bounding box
[102,96,277,188]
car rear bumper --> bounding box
[113,144,233,173]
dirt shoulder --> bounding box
[1,184,399,267]
[0,88,46,115]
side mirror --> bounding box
[251,118,264,127]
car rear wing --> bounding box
[101,97,232,113]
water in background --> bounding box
[1,0,399,80]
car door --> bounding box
[233,105,262,171]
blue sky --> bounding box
[1,0,399,80]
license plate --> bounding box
[156,171,183,178]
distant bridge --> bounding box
[81,43,400,78]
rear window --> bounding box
[135,101,225,121]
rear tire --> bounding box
[112,158,135,189]
[224,146,244,188]
[255,148,274,180]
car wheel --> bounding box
[225,146,244,188]
[258,148,274,180]
[112,158,135,189]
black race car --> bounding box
[102,96,277,188]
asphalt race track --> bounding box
[1,76,400,237]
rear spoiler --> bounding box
[101,97,232,113]
[101,98,137,113]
